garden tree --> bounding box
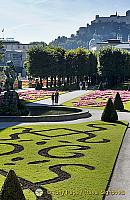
[65,49,77,85]
[29,41,47,46]
[65,48,97,87]
[24,60,30,76]
[46,46,66,87]
[98,46,129,88]
[87,52,97,85]
[121,50,130,81]
[101,98,118,122]
[0,170,25,200]
[28,45,98,89]
[28,46,53,87]
[114,92,124,111]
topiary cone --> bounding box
[0,170,25,200]
[101,98,118,122]
[114,92,124,111]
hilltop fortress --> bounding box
[50,10,130,49]
[94,10,130,24]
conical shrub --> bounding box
[114,92,124,111]
[0,170,25,200]
[101,98,118,122]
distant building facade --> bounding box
[95,39,130,52]
[0,38,44,76]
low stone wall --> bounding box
[0,108,91,122]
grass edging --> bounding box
[102,122,129,200]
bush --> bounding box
[0,91,29,116]
[114,92,124,111]
[0,170,25,200]
[101,98,118,122]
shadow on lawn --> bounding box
[115,121,128,126]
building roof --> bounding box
[5,50,23,53]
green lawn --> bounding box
[0,121,128,200]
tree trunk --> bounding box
[54,76,56,87]
[70,76,72,85]
[57,76,61,86]
[76,75,79,87]
[39,77,43,88]
[46,77,48,88]
[67,76,70,85]
[50,76,53,88]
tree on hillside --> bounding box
[29,41,47,46]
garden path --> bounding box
[27,89,88,106]
[105,112,130,200]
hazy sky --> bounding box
[0,0,129,44]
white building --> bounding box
[0,38,43,76]
[96,39,130,52]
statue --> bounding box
[4,61,17,91]
[0,61,28,116]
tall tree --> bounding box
[28,46,53,87]
[98,46,129,87]
[47,46,66,87]
[65,48,97,86]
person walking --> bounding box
[51,92,55,105]
[55,90,59,105]
[79,81,83,90]
[85,81,88,90]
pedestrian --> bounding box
[85,81,88,90]
[55,90,59,105]
[51,92,55,105]
[79,81,83,90]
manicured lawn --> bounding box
[0,121,128,200]
[63,90,130,111]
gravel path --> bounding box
[27,90,88,106]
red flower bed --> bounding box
[74,90,130,107]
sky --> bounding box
[0,0,130,44]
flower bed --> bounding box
[0,90,64,104]
[73,90,130,108]
[17,90,64,102]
